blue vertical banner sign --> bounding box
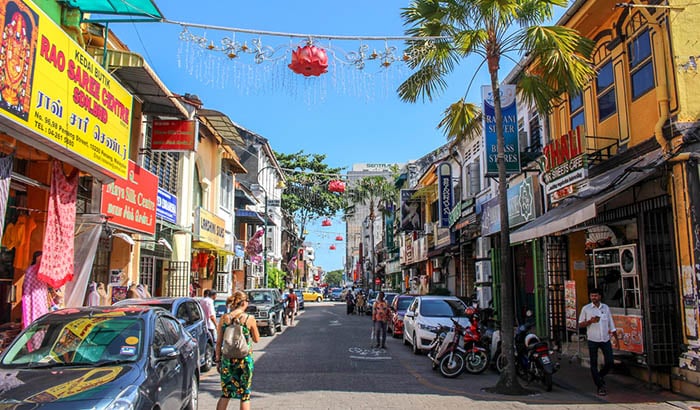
[482,85,521,176]
[437,162,453,228]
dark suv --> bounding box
[245,288,285,336]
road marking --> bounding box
[329,320,341,326]
[350,356,392,360]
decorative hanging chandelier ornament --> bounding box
[329,245,336,250]
[288,43,328,76]
[321,218,332,227]
[335,235,343,241]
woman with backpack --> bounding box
[215,291,260,410]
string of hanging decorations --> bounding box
[165,19,447,98]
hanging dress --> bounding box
[38,161,79,289]
[0,154,13,241]
[22,261,48,328]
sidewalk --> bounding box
[553,349,698,407]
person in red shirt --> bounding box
[372,291,389,349]
[285,288,298,326]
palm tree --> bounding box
[348,176,398,289]
[399,0,595,394]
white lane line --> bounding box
[349,356,392,360]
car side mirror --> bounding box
[156,345,179,359]
[405,311,415,318]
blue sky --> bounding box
[110,0,560,272]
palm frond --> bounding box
[437,99,483,143]
[397,64,449,103]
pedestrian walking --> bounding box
[578,287,617,396]
[285,287,298,326]
[215,291,260,410]
[199,289,218,343]
[345,287,356,315]
[372,291,389,348]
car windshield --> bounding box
[419,299,467,317]
[397,297,415,311]
[385,294,397,305]
[247,291,272,303]
[2,315,144,367]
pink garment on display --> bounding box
[22,262,48,329]
[38,161,79,289]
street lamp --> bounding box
[254,166,286,288]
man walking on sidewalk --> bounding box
[578,287,617,396]
[372,291,389,348]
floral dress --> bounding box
[220,315,254,401]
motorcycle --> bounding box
[493,312,558,391]
[462,306,490,374]
[427,318,467,378]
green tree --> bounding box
[324,269,344,287]
[347,176,399,289]
[399,0,594,394]
[267,263,287,290]
[274,150,345,241]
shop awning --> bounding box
[61,0,163,22]
[85,47,189,118]
[198,109,245,147]
[192,240,235,255]
[235,209,265,225]
[510,149,664,243]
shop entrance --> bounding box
[546,236,568,343]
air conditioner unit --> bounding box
[475,285,492,308]
[433,270,443,283]
[432,257,442,269]
[232,257,244,271]
[424,223,434,235]
[475,261,492,283]
[619,244,637,276]
[475,237,490,259]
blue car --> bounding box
[115,296,215,372]
[0,305,199,409]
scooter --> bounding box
[427,318,467,378]
[462,307,490,374]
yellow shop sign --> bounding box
[0,0,132,179]
[194,207,226,249]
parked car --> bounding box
[115,296,214,372]
[388,294,417,338]
[245,288,285,336]
[403,296,470,354]
[302,288,324,302]
[0,305,199,409]
[294,290,305,310]
[214,298,228,319]
[330,288,343,301]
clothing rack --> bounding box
[8,205,46,213]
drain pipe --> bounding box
[627,2,671,154]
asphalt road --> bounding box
[198,302,698,409]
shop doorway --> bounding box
[546,236,568,343]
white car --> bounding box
[403,296,471,354]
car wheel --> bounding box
[200,342,214,372]
[316,296,322,302]
[412,332,422,355]
[184,373,198,410]
[276,312,283,331]
[268,323,276,336]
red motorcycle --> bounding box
[462,306,490,374]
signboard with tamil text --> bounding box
[151,119,196,151]
[101,161,157,235]
[0,0,132,179]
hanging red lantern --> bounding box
[328,180,346,193]
[329,245,336,250]
[288,44,328,77]
[335,235,343,241]
[322,218,332,227]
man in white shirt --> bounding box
[578,287,617,396]
[199,289,217,343]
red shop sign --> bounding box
[101,161,158,235]
[151,119,196,151]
